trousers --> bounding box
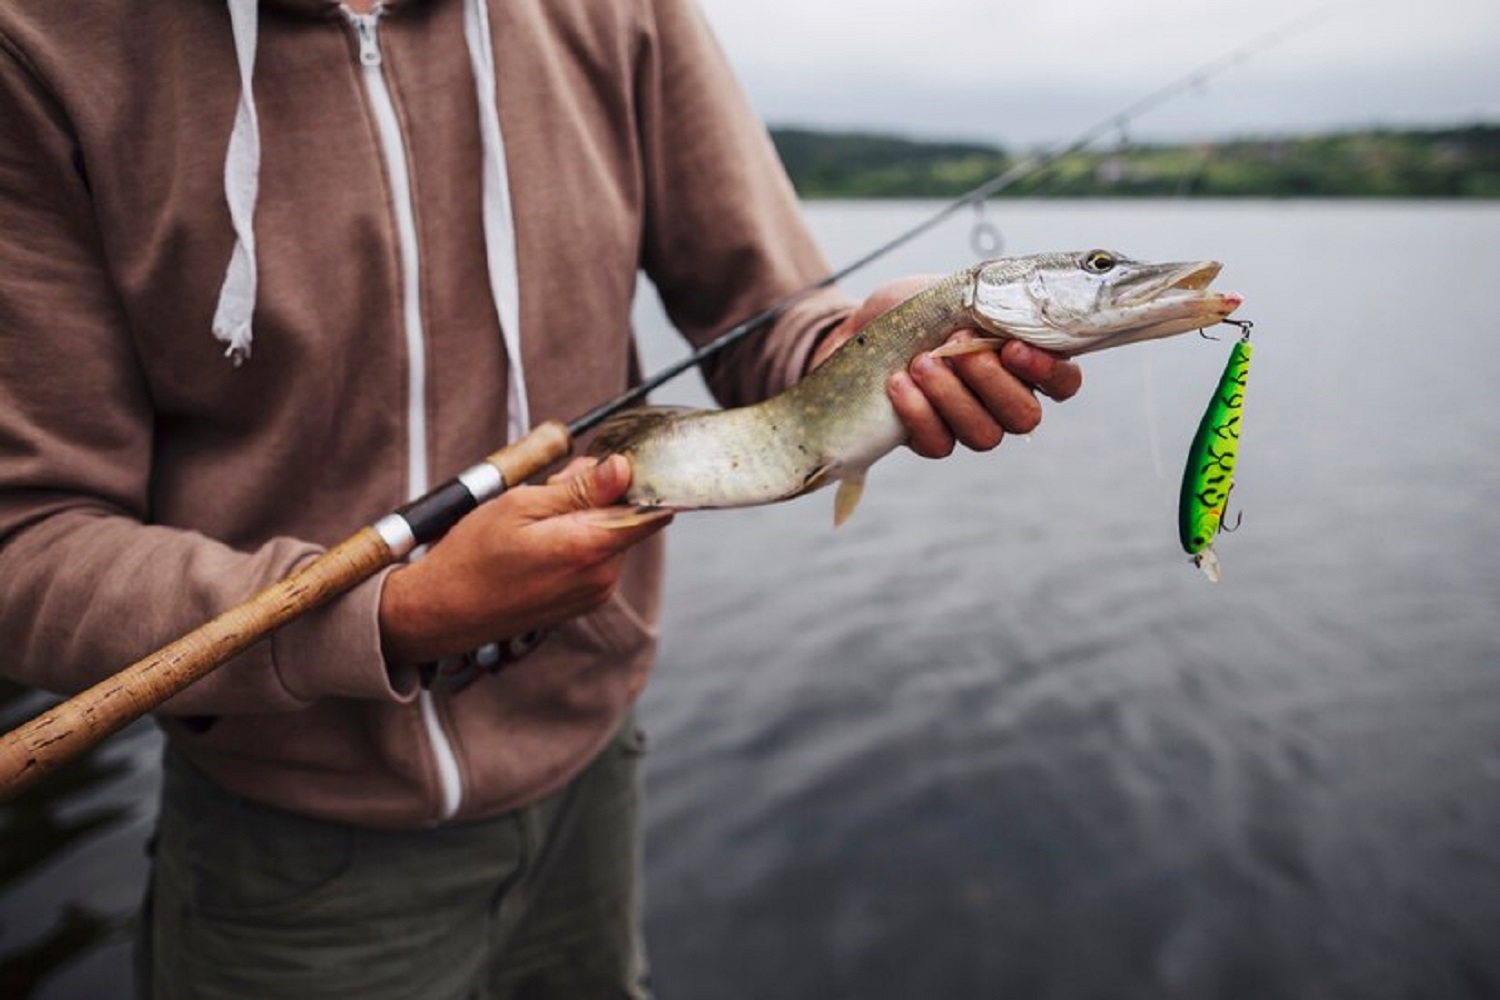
[135,719,652,999]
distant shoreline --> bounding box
[768,124,1500,200]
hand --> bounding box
[811,276,1083,458]
[378,455,671,665]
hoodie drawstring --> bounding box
[213,0,261,366]
[462,0,531,441]
[213,0,531,443]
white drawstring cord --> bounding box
[212,0,531,443]
[212,0,261,366]
[462,0,531,440]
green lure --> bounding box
[1179,330,1252,582]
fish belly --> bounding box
[622,405,829,509]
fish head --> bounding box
[966,249,1243,356]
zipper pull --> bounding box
[348,12,382,67]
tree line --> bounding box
[769,124,1500,199]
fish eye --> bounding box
[1081,250,1117,274]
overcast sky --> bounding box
[696,0,1500,148]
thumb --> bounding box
[531,453,632,515]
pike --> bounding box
[592,249,1244,526]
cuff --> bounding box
[270,562,420,704]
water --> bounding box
[637,200,1500,998]
[4,201,1498,998]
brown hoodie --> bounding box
[0,0,849,827]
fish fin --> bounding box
[591,505,677,531]
[928,336,1008,360]
[833,474,866,528]
[795,462,837,495]
[587,405,702,457]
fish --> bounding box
[590,249,1244,525]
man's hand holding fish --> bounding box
[811,276,1085,460]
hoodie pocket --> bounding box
[568,589,657,662]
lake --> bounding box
[3,200,1498,998]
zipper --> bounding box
[343,6,465,822]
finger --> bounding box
[563,504,674,556]
[933,332,1044,438]
[546,457,597,485]
[531,453,632,515]
[888,369,957,459]
[909,351,1008,450]
[1000,340,1083,402]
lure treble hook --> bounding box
[1199,316,1253,342]
[1217,484,1244,534]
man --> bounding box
[0,0,1079,995]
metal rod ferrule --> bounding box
[457,461,505,503]
[373,513,417,559]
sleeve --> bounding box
[0,36,416,716]
[633,0,853,408]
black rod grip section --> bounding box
[395,480,478,544]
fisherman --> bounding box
[0,0,1081,996]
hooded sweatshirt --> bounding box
[0,0,850,827]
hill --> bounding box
[767,124,1500,199]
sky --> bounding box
[696,0,1500,149]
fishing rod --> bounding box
[0,7,1333,798]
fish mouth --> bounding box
[1172,260,1222,292]
[1071,259,1243,356]
[1120,260,1224,304]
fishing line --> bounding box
[574,1,1341,439]
[1143,349,1165,479]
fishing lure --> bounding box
[1179,322,1253,582]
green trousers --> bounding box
[136,720,652,999]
